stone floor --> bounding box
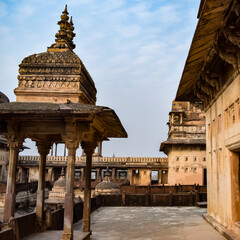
[74,207,227,240]
[23,230,90,240]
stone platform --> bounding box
[74,207,227,240]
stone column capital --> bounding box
[6,132,23,150]
[36,140,52,156]
[65,140,79,151]
[81,141,96,156]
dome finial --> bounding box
[60,167,65,177]
[48,5,76,52]
[67,16,76,50]
[64,4,68,13]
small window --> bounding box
[212,119,215,137]
[176,167,179,173]
[176,156,180,161]
[208,124,211,140]
[91,171,96,180]
[203,157,206,162]
[185,156,188,161]
[194,157,197,161]
[218,114,222,133]
[193,167,198,173]
[230,104,235,125]
[225,108,229,129]
[235,99,240,122]
[184,167,188,173]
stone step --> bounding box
[196,201,207,208]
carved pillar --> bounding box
[81,168,85,182]
[3,137,22,223]
[18,167,23,183]
[96,168,101,182]
[55,143,58,157]
[112,168,116,181]
[158,170,162,185]
[36,140,51,231]
[180,113,183,124]
[97,142,102,156]
[62,141,78,240]
[48,167,53,182]
[81,142,95,232]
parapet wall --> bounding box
[13,155,167,164]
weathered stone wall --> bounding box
[168,146,206,185]
[206,75,240,236]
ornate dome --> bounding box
[0,92,9,103]
[53,168,66,189]
[95,167,120,195]
[18,51,81,75]
[14,5,97,105]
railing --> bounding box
[17,155,168,164]
[170,125,206,133]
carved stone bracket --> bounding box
[81,141,96,156]
[203,72,220,92]
[6,121,24,150]
[223,26,240,48]
[193,84,209,104]
[36,139,52,157]
[197,76,214,98]
[215,40,238,69]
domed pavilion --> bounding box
[0,5,127,239]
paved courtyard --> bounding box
[74,207,226,240]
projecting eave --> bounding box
[160,139,206,154]
[0,102,127,139]
[175,0,233,102]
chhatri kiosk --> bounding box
[0,6,127,240]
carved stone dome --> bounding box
[14,5,97,105]
[95,168,120,195]
[0,92,9,103]
[19,51,81,75]
[54,174,66,189]
[96,181,119,190]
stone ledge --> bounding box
[203,214,239,240]
[22,230,91,240]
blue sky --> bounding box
[0,0,199,157]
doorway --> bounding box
[203,168,207,186]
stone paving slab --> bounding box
[74,207,227,240]
[23,230,90,240]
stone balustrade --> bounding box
[16,155,167,164]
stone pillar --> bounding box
[128,169,133,185]
[48,167,53,182]
[62,141,78,240]
[97,142,102,156]
[55,143,58,157]
[96,168,101,182]
[3,139,21,223]
[81,142,94,232]
[36,141,51,231]
[81,168,85,182]
[18,167,23,183]
[158,170,162,185]
[112,168,116,181]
